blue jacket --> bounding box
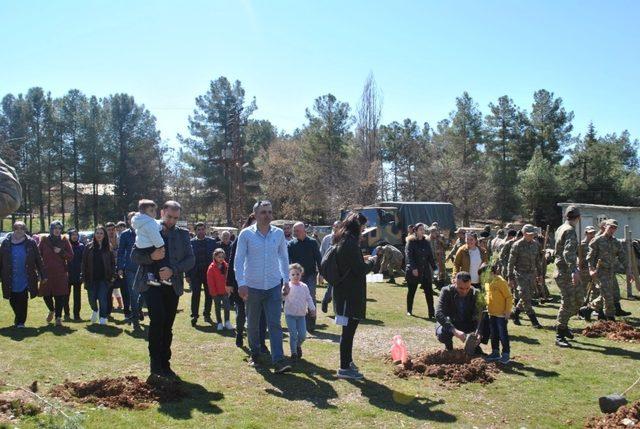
[68,240,85,284]
[188,236,218,279]
[117,228,138,273]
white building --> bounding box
[558,202,640,239]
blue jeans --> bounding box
[285,315,307,355]
[246,285,284,363]
[88,280,110,318]
[489,316,510,354]
[126,269,145,320]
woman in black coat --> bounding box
[334,212,375,380]
[405,223,437,318]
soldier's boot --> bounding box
[578,306,592,322]
[388,277,396,284]
[511,309,521,325]
[597,310,607,320]
[555,327,571,348]
[528,312,543,329]
[606,316,616,322]
[615,303,632,317]
[563,327,575,339]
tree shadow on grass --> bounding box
[499,361,559,378]
[85,324,123,337]
[194,325,235,338]
[157,378,224,419]
[310,330,341,343]
[257,361,338,409]
[0,326,44,341]
[510,334,540,345]
[570,339,640,361]
[345,378,457,423]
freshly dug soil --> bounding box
[393,349,499,385]
[582,321,640,342]
[50,376,185,410]
[0,388,42,420]
[585,400,640,428]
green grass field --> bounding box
[1,272,639,429]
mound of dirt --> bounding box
[393,349,499,385]
[50,376,185,410]
[582,321,640,342]
[0,388,42,421]
[585,400,640,428]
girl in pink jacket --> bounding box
[284,263,316,361]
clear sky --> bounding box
[1,0,639,147]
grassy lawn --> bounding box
[1,271,639,429]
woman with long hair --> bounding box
[333,212,376,380]
[405,223,437,318]
[81,226,115,325]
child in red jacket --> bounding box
[207,249,232,331]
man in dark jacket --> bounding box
[117,212,143,328]
[288,222,322,332]
[186,222,217,327]
[435,271,481,351]
[132,201,195,379]
[0,221,45,327]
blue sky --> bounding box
[1,0,639,147]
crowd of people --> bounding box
[0,198,637,381]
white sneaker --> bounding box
[216,323,224,331]
[224,320,234,330]
[91,311,99,323]
[99,317,107,325]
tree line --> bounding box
[2,75,639,230]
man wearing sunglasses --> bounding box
[235,200,292,373]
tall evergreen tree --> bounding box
[527,89,574,165]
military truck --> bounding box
[340,201,456,252]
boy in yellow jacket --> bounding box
[485,263,513,364]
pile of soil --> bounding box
[582,321,640,342]
[0,388,42,421]
[393,349,499,385]
[50,376,185,410]
[586,400,640,428]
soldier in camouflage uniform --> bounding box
[376,244,404,284]
[0,157,21,218]
[585,219,625,320]
[577,226,597,320]
[428,227,448,288]
[611,239,632,316]
[508,224,543,328]
[498,229,517,279]
[447,228,465,262]
[535,235,551,303]
[553,205,581,347]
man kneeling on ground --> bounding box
[435,271,482,353]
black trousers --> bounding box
[43,295,66,318]
[9,290,29,325]
[143,285,179,372]
[230,292,246,334]
[406,277,434,316]
[64,281,82,318]
[340,318,360,369]
[190,275,212,319]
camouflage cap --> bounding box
[585,226,596,233]
[604,219,619,228]
[522,224,536,234]
[565,205,581,219]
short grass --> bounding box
[1,270,639,429]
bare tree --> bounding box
[354,72,383,203]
